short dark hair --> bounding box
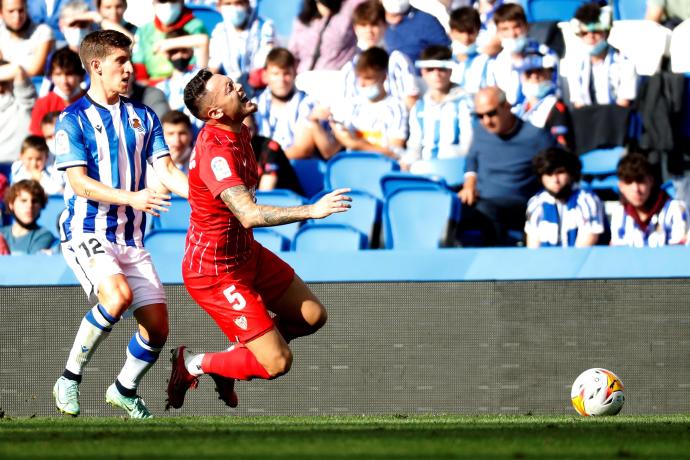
[449,6,481,33]
[494,3,527,25]
[265,47,296,70]
[4,179,47,211]
[617,153,654,183]
[355,46,388,74]
[96,0,126,8]
[184,68,214,120]
[21,135,49,156]
[420,45,452,62]
[162,110,192,129]
[574,2,602,25]
[533,147,582,181]
[79,30,132,75]
[50,47,85,77]
[40,111,61,127]
[353,0,385,25]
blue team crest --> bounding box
[129,117,145,133]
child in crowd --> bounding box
[147,110,194,193]
[11,135,64,195]
[525,147,604,248]
[0,179,57,255]
[331,46,408,159]
[403,45,474,167]
[449,6,491,95]
[40,111,61,159]
[610,153,688,247]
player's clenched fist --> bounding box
[310,188,352,219]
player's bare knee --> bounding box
[102,289,133,317]
[305,302,328,330]
[264,348,293,378]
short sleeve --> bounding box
[145,108,170,164]
[54,112,88,170]
[198,143,246,198]
[33,23,54,42]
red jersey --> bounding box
[183,123,259,275]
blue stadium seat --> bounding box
[253,227,289,252]
[580,147,624,177]
[292,223,366,252]
[144,229,187,257]
[256,0,301,42]
[290,158,326,198]
[383,187,460,250]
[255,189,305,240]
[186,4,222,33]
[151,195,190,231]
[408,157,466,187]
[325,151,400,200]
[380,172,448,198]
[521,0,589,22]
[612,0,647,20]
[308,189,382,248]
[36,194,65,238]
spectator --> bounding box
[0,0,54,77]
[0,60,35,163]
[382,0,451,64]
[147,110,193,194]
[123,74,170,120]
[11,135,64,195]
[208,0,275,84]
[0,179,57,255]
[331,47,408,159]
[487,3,557,106]
[645,0,690,29]
[403,45,474,167]
[40,111,61,158]
[514,44,573,151]
[449,6,491,96]
[458,86,555,246]
[27,0,94,43]
[251,135,304,195]
[132,0,208,83]
[289,0,364,74]
[610,153,688,247]
[342,0,419,110]
[57,0,99,52]
[95,0,136,39]
[568,3,636,108]
[525,147,604,248]
[29,47,86,136]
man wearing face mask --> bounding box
[27,0,94,43]
[448,6,491,96]
[208,0,275,84]
[514,45,573,151]
[0,60,36,163]
[567,3,636,108]
[132,0,208,84]
[382,0,450,65]
[57,0,98,52]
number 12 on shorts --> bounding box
[223,285,247,311]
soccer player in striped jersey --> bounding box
[52,30,189,419]
[165,69,351,411]
[525,147,604,248]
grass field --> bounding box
[2,414,690,460]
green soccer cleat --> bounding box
[105,383,152,419]
[53,376,80,416]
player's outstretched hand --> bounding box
[310,188,352,219]
[130,188,171,217]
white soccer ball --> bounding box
[570,368,625,416]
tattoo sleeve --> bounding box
[220,185,312,228]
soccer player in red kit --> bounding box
[166,69,351,410]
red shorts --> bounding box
[183,242,295,343]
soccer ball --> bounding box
[570,368,625,416]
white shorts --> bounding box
[62,234,166,313]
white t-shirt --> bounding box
[0,21,53,71]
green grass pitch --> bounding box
[2,415,690,460]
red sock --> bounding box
[201,345,270,380]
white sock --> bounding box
[184,349,205,376]
[64,304,119,376]
[116,332,162,391]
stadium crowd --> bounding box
[1,0,690,254]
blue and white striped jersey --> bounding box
[609,198,688,247]
[450,52,491,96]
[209,15,275,80]
[525,186,605,247]
[341,49,420,101]
[566,47,637,106]
[252,89,315,151]
[54,95,170,247]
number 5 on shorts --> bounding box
[223,285,247,311]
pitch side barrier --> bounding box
[2,247,690,416]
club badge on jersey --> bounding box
[130,118,146,133]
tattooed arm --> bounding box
[220,185,352,229]
[66,166,171,217]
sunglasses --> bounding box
[473,108,499,119]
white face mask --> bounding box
[522,80,553,100]
[452,40,478,57]
[359,83,383,101]
[154,2,182,25]
[501,35,528,54]
[381,0,410,15]
[356,37,384,51]
[53,84,82,102]
[584,38,608,56]
[221,4,249,28]
[63,27,88,48]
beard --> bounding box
[5,18,31,35]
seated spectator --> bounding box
[251,134,304,195]
[0,0,54,77]
[29,47,86,136]
[289,0,363,74]
[95,0,136,39]
[342,0,419,110]
[0,179,57,255]
[27,0,94,43]
[0,61,35,163]
[124,74,170,120]
[39,111,61,158]
[147,110,193,194]
[567,3,637,108]
[458,86,555,246]
[487,3,558,106]
[403,45,474,167]
[57,0,99,52]
[525,147,604,248]
[330,46,408,159]
[515,45,573,151]
[132,0,208,84]
[382,0,451,64]
[11,135,64,195]
[610,153,688,247]
[645,0,690,29]
[449,6,491,96]
[208,0,275,84]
